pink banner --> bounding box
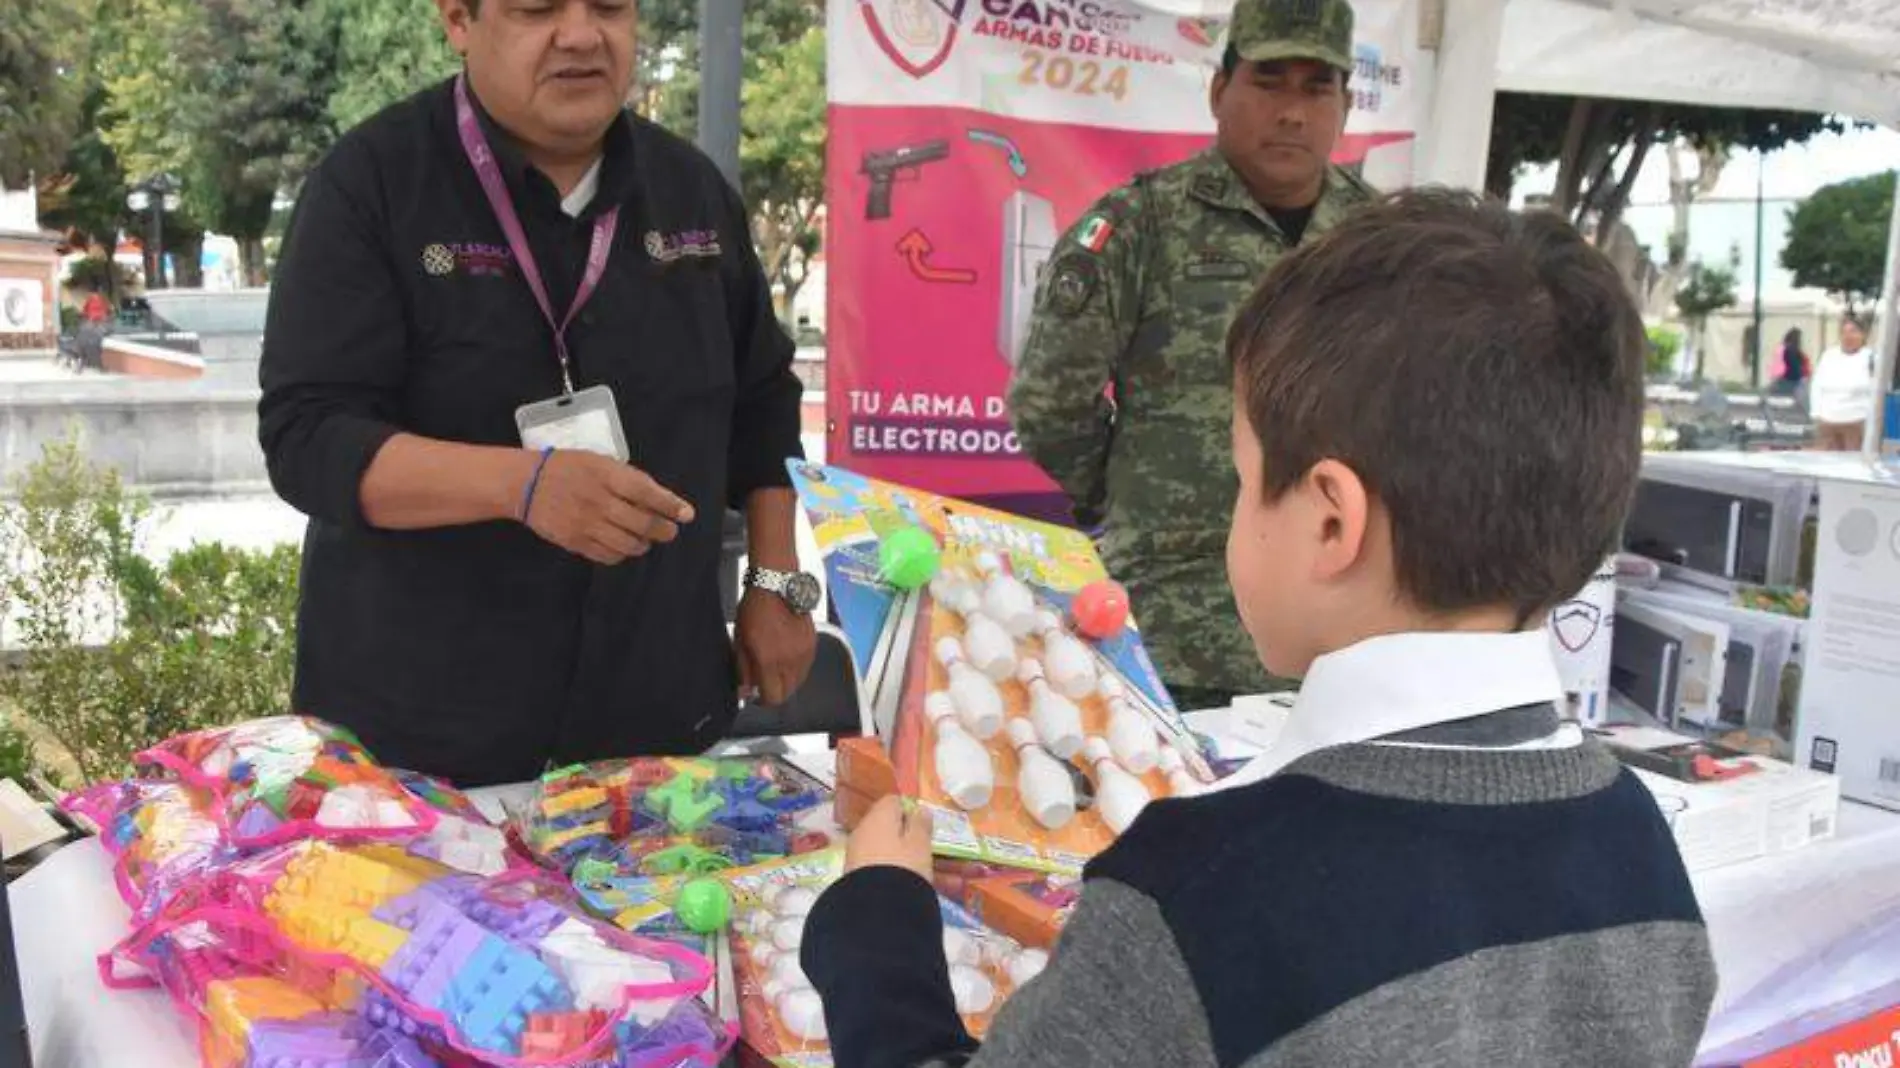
[823,0,1424,507]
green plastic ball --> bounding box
[879,525,941,590]
[676,878,733,934]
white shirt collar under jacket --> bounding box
[1215,629,1570,792]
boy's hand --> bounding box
[844,796,935,881]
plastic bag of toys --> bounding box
[136,716,442,849]
[724,851,1050,1067]
[64,779,229,920]
[509,758,834,881]
[105,838,735,1067]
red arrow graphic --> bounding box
[896,229,977,284]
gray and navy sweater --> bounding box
[802,708,1717,1068]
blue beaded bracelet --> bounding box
[518,446,555,522]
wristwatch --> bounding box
[744,565,821,615]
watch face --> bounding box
[784,572,822,614]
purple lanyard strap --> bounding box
[454,74,618,396]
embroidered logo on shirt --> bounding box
[645,229,722,263]
[1077,214,1114,254]
[420,242,514,278]
[421,244,455,277]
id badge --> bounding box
[515,384,630,462]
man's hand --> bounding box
[734,586,817,705]
[844,795,934,881]
[521,450,695,566]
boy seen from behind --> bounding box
[800,189,1717,1068]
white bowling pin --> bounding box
[925,692,996,811]
[1083,737,1151,834]
[1157,746,1200,798]
[769,952,809,993]
[777,987,829,1041]
[950,965,997,1015]
[1016,659,1084,760]
[771,885,818,919]
[1033,608,1096,698]
[1006,719,1076,830]
[935,577,1017,682]
[1005,947,1050,987]
[942,927,982,968]
[975,552,1038,638]
[935,637,1005,739]
[770,915,805,952]
[1096,675,1160,775]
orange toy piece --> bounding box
[203,975,329,1066]
[522,1009,609,1058]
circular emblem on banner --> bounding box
[421,244,455,277]
[2,289,27,328]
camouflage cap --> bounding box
[1229,0,1355,72]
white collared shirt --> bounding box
[1213,629,1576,792]
[560,158,604,219]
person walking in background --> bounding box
[1811,314,1875,451]
[1770,327,1809,405]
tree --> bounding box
[638,0,828,318]
[0,0,94,187]
[1487,94,1847,242]
[37,86,131,294]
[95,0,336,286]
[1781,170,1894,313]
[1675,259,1739,381]
[1651,137,1728,316]
[315,0,459,133]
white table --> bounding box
[16,791,1900,1068]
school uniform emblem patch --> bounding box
[421,244,455,277]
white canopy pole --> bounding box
[1862,176,1900,463]
[1415,0,1505,192]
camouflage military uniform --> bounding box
[1008,154,1375,704]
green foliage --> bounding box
[37,86,131,260]
[1646,325,1682,378]
[64,255,129,293]
[0,0,95,186]
[1781,170,1895,310]
[0,435,300,784]
[316,0,459,133]
[1675,261,1738,323]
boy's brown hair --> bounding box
[1226,188,1645,621]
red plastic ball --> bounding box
[1072,580,1130,639]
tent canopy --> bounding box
[1499,0,1900,127]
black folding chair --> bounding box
[718,623,870,755]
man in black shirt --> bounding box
[259,0,818,785]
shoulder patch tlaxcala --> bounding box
[1045,253,1100,318]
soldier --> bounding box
[1008,0,1375,710]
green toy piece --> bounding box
[643,843,733,877]
[643,772,727,832]
[571,857,617,889]
[675,879,733,934]
[878,524,941,590]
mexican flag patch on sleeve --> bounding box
[1078,214,1115,253]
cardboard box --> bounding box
[1629,754,1841,874]
[833,736,897,831]
[1702,1000,1900,1068]
[932,859,1078,949]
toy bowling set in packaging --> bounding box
[789,462,1217,874]
[723,851,1048,1068]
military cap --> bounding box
[1229,0,1355,72]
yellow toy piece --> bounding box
[203,975,327,1062]
[539,785,608,819]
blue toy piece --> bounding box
[446,937,572,1054]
